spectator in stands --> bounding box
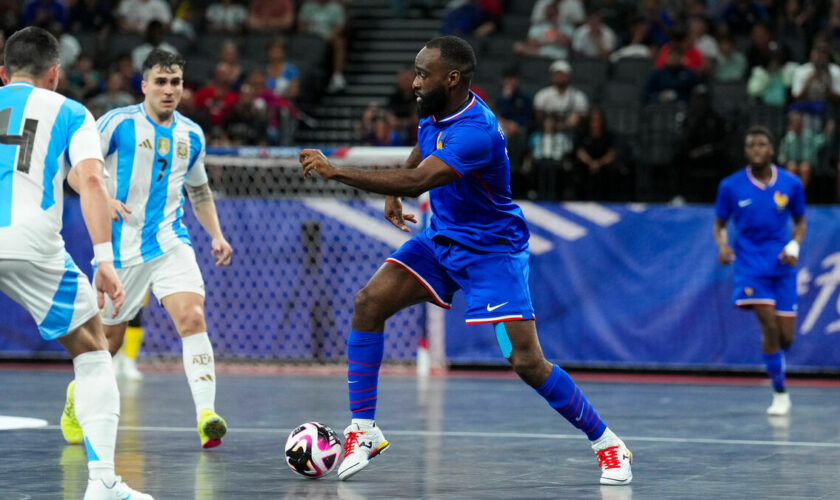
[534,60,589,129]
[609,15,653,63]
[131,20,179,72]
[823,0,840,40]
[222,83,270,146]
[68,0,114,37]
[47,21,81,69]
[674,85,728,200]
[747,44,796,106]
[639,0,673,46]
[494,67,533,177]
[116,0,173,34]
[265,37,299,101]
[89,71,135,118]
[644,45,701,103]
[530,0,585,29]
[219,40,245,90]
[529,114,573,200]
[778,110,831,189]
[574,106,620,200]
[245,68,288,145]
[248,0,295,33]
[171,1,199,43]
[67,54,102,101]
[720,0,769,36]
[791,42,840,131]
[298,0,347,94]
[689,15,719,64]
[588,0,635,39]
[386,66,418,143]
[654,25,706,73]
[746,22,788,69]
[114,52,143,97]
[440,0,499,38]
[362,112,404,147]
[195,61,240,127]
[713,33,747,82]
[206,0,248,35]
[23,0,68,28]
[776,0,814,39]
[0,2,18,36]
[514,1,573,60]
[571,11,617,60]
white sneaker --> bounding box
[84,476,153,500]
[337,422,389,481]
[767,392,791,416]
[122,357,143,381]
[591,428,632,485]
[327,73,347,93]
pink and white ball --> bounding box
[284,422,342,478]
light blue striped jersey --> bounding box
[97,104,207,268]
[0,82,103,261]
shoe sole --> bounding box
[201,418,227,449]
[337,441,389,481]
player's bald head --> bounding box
[421,36,476,88]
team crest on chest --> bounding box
[773,191,788,211]
[156,137,170,156]
[177,140,188,159]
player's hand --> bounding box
[718,246,735,265]
[109,199,131,222]
[384,196,417,232]
[94,262,124,318]
[211,236,233,266]
[300,149,337,180]
[779,250,798,267]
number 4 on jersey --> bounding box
[0,107,38,174]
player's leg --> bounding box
[0,258,151,499]
[767,273,798,415]
[113,304,145,381]
[339,235,456,480]
[753,303,791,415]
[155,245,224,448]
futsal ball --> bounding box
[284,422,342,478]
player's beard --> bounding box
[416,86,447,118]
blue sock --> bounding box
[763,351,786,392]
[536,364,607,441]
[347,329,384,419]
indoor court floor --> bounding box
[1,367,838,499]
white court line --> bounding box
[563,202,621,226]
[303,198,411,249]
[40,426,840,449]
[519,201,586,241]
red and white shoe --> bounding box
[592,428,633,485]
[337,422,389,481]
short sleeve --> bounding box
[431,125,493,176]
[68,106,104,167]
[185,129,208,186]
[714,180,732,220]
[789,177,806,218]
[791,64,809,97]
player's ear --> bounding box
[0,66,7,85]
[45,64,60,91]
[447,69,460,89]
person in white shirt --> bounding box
[0,26,151,500]
[572,11,617,59]
[117,0,173,34]
[533,59,589,127]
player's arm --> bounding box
[713,217,735,265]
[384,145,423,231]
[780,215,806,266]
[186,183,233,266]
[300,148,459,198]
[72,159,125,315]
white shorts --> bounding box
[0,252,99,340]
[102,244,205,325]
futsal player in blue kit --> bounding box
[714,126,806,416]
[300,36,632,485]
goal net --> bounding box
[138,147,443,371]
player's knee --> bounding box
[509,351,543,383]
[353,287,383,321]
[780,337,794,350]
[173,305,206,335]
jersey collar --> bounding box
[140,102,178,129]
[746,165,777,190]
[431,92,477,126]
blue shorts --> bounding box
[733,273,797,316]
[386,232,535,324]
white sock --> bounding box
[182,332,216,421]
[351,418,375,428]
[73,350,120,483]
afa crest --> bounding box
[156,137,170,156]
[177,140,189,159]
[773,191,788,211]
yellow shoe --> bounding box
[60,380,83,445]
[197,410,227,449]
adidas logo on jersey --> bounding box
[138,138,153,149]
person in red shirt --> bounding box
[654,26,705,72]
[194,61,238,126]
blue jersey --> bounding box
[715,165,805,277]
[418,92,529,253]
